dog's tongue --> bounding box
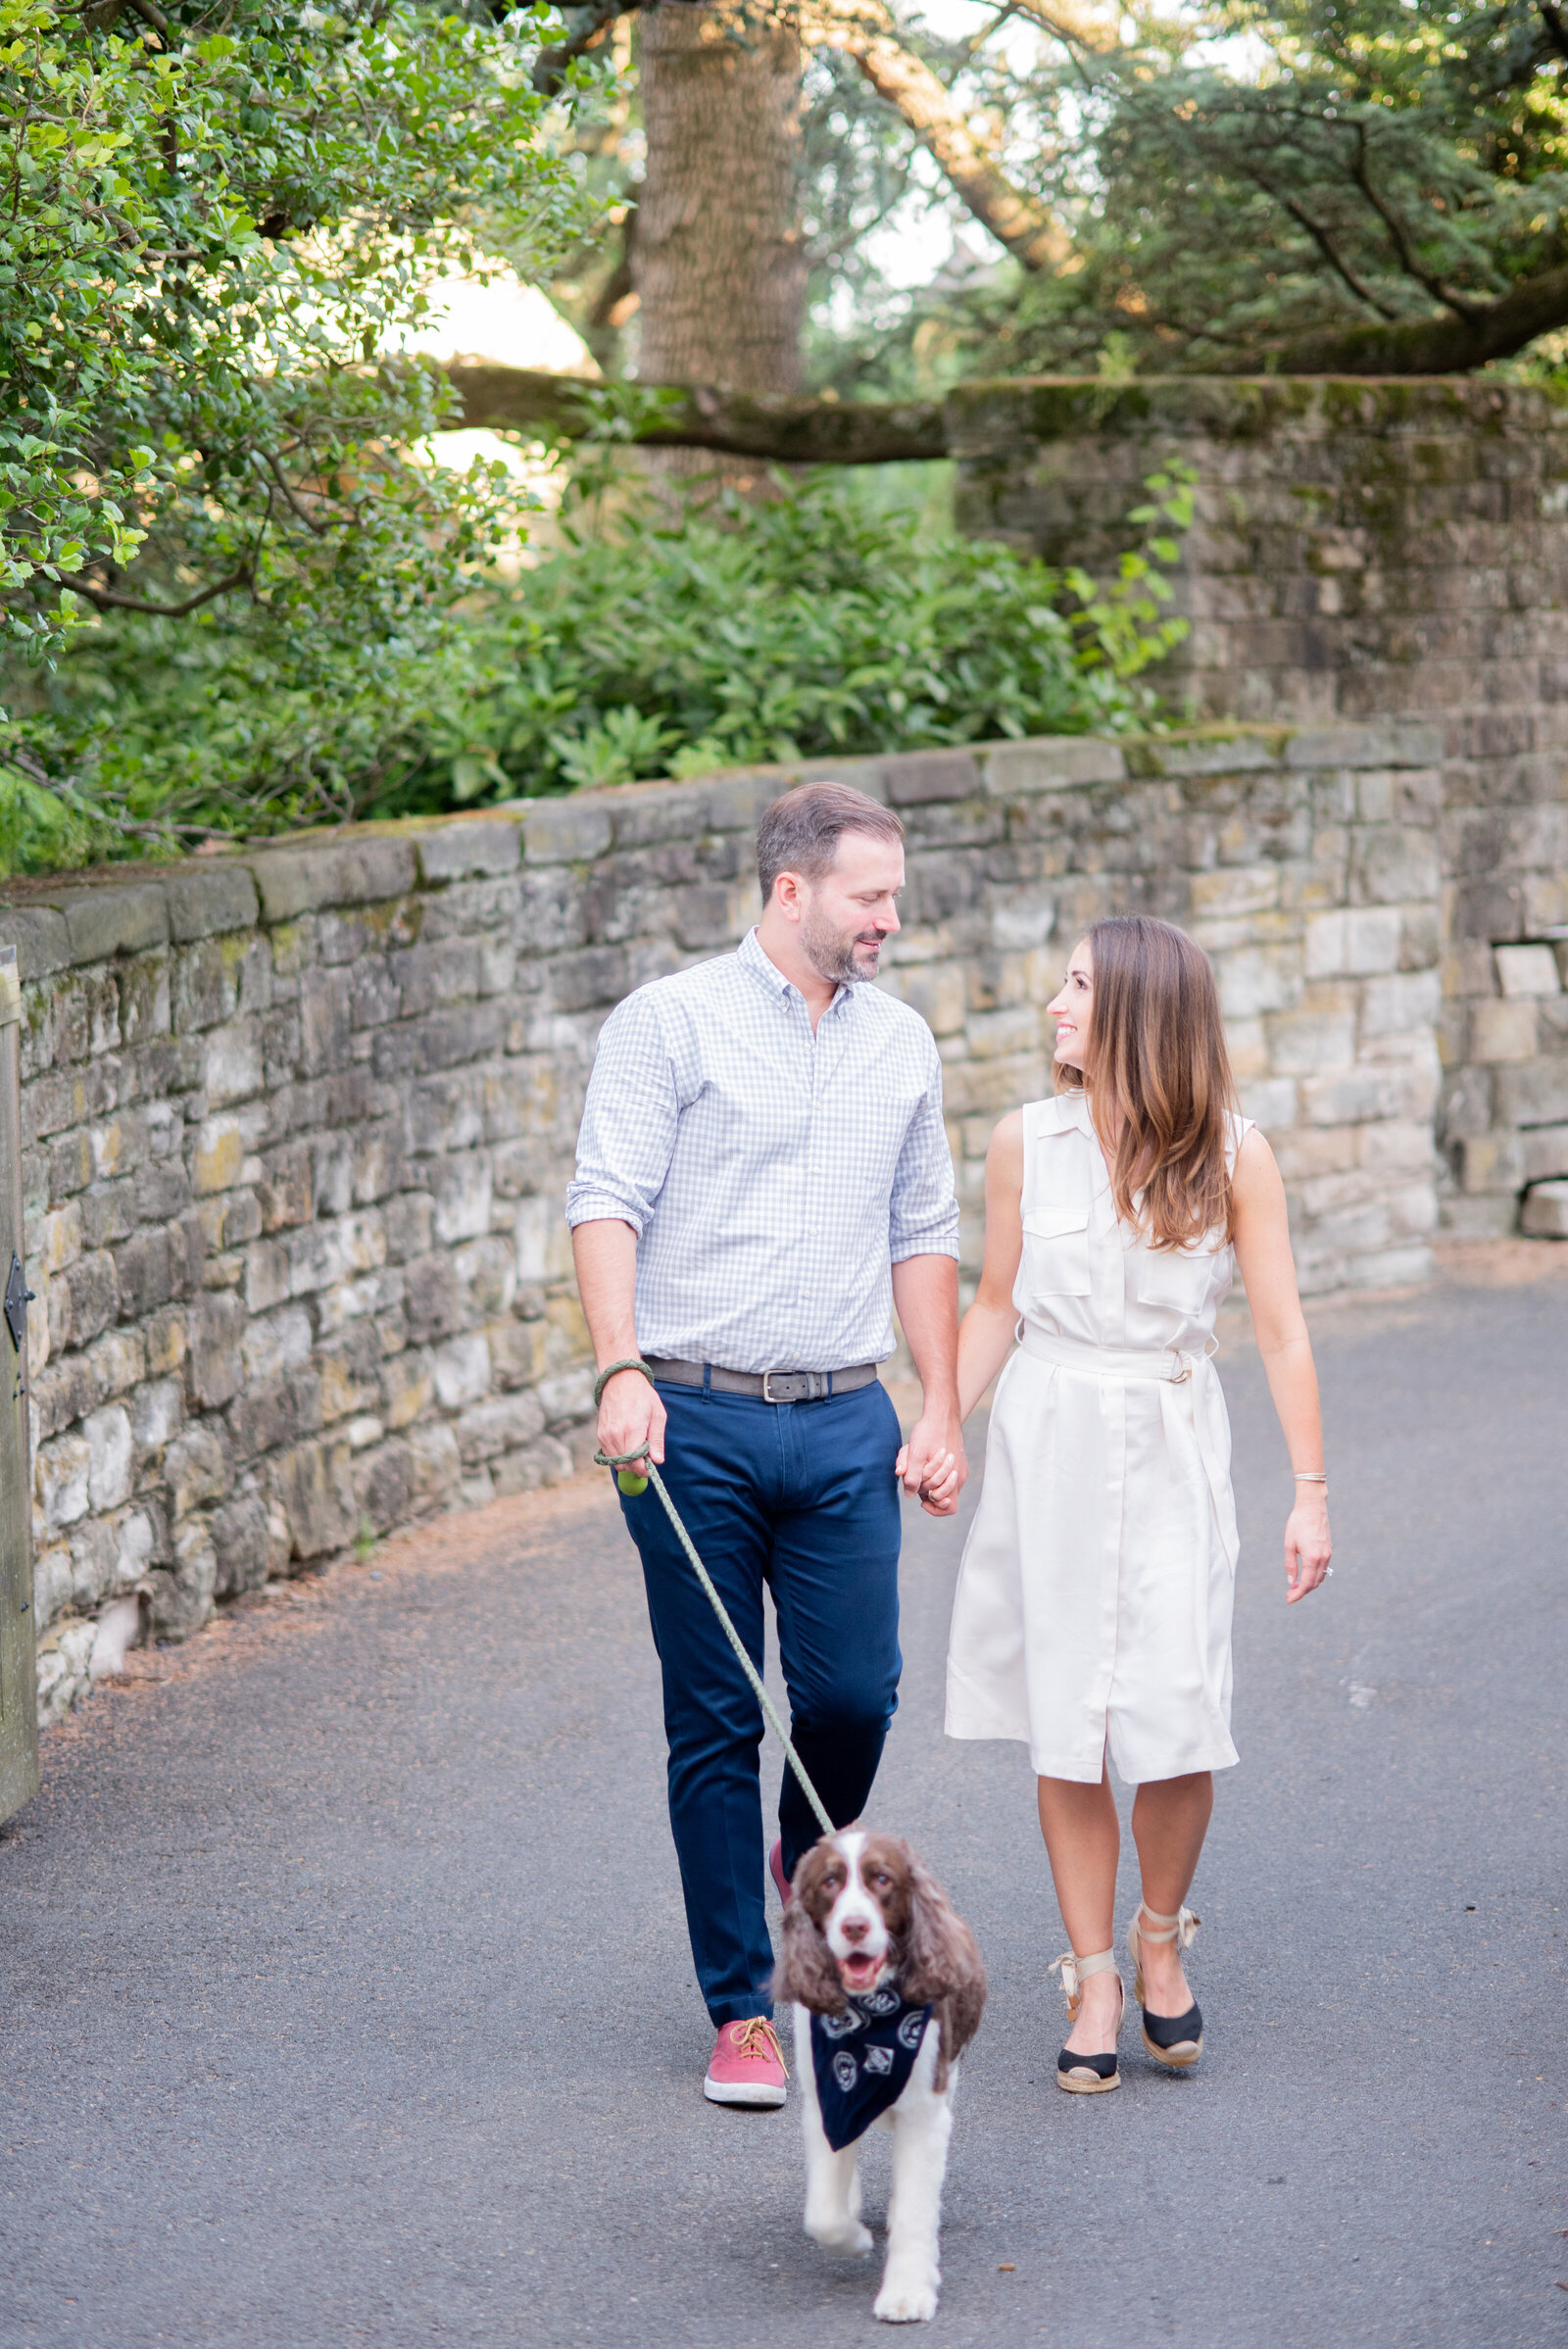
[840,1952,880,1990]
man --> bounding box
[566,780,966,2109]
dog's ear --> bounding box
[771,1896,848,2015]
[899,1851,986,2021]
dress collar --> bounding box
[1064,1089,1116,1204]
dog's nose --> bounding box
[840,1918,869,1945]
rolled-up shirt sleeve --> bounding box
[565,991,680,1234]
[887,1043,960,1263]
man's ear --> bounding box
[772,870,806,926]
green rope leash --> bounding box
[596,1435,835,1840]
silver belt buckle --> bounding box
[762,1369,819,1402]
[761,1369,793,1403]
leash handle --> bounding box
[597,1442,836,1839]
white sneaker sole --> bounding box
[704,2076,788,2108]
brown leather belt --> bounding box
[645,1357,879,1404]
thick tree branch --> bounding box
[446,361,947,460]
[807,0,1070,270]
[1204,260,1568,374]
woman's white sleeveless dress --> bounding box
[945,1094,1252,1786]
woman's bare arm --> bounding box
[917,1115,1024,1512]
[957,1112,1026,1423]
[1230,1129,1333,1604]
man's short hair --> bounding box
[756,782,906,905]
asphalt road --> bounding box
[2,1266,1565,2349]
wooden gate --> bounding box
[0,944,37,1824]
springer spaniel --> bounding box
[772,1830,986,2325]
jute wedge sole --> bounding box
[1057,2054,1122,2092]
[1049,1947,1123,2093]
[1129,1900,1204,2073]
[1140,2023,1203,2069]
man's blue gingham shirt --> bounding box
[566,928,959,1373]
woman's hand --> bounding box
[896,1443,962,1517]
[1285,1489,1332,1603]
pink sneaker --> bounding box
[704,2016,789,2108]
[768,1838,792,1906]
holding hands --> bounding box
[896,1414,967,1518]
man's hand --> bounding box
[896,1410,967,1518]
[598,1367,666,1472]
[572,1222,666,1472]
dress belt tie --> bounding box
[1017,1322,1240,1616]
[1018,1324,1217,1384]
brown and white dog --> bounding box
[772,1830,985,2324]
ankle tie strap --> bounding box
[1050,1946,1118,2019]
[1135,1902,1200,1949]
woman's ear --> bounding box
[771,1898,847,2015]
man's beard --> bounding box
[802,904,881,985]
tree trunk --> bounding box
[633,1,807,484]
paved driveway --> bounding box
[1,1263,1565,2348]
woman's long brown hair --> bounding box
[1055,914,1239,1248]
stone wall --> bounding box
[948,377,1568,1242]
[3,717,1447,1720]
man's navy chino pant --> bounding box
[617,1375,903,2026]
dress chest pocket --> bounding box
[1021,1206,1092,1299]
[1135,1239,1221,1316]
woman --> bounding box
[927,914,1332,2093]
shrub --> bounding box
[0,463,1192,869]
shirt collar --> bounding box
[737,925,854,1019]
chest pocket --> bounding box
[1135,1239,1222,1316]
[1021,1206,1092,1299]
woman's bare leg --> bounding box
[1037,1766,1123,2053]
[1129,1771,1212,2015]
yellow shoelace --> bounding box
[730,2016,788,2078]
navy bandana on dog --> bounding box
[809,1984,933,2151]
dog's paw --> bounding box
[807,2215,874,2257]
[873,2271,939,2323]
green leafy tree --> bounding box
[0,0,596,692]
[534,0,1568,388]
[950,0,1568,375]
[787,0,1568,381]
